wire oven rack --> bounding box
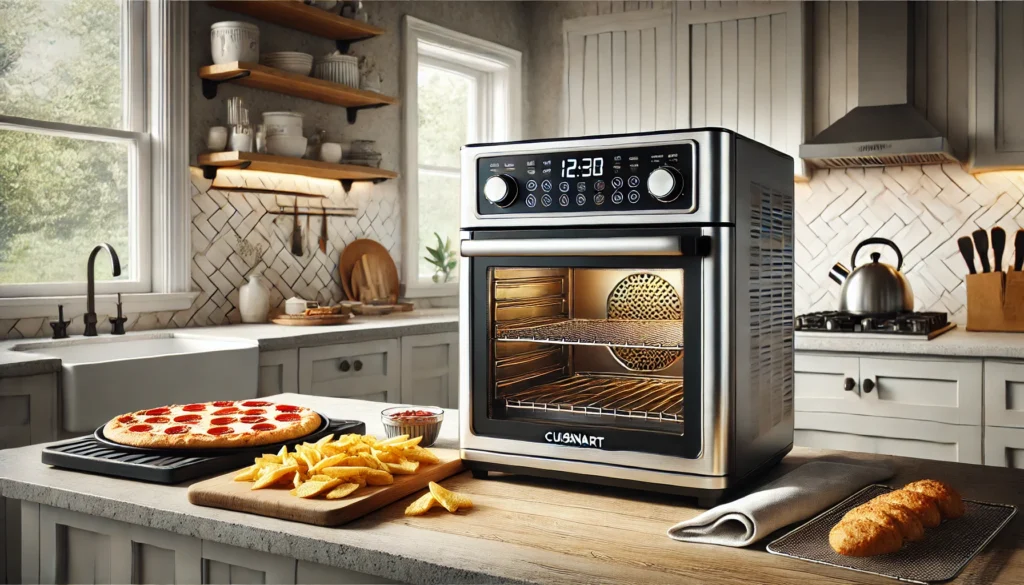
[502,374,683,423]
[495,319,684,350]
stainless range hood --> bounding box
[800,2,959,169]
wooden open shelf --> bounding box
[208,1,384,43]
[198,152,397,182]
[199,62,397,110]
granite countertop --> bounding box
[796,327,1024,359]
[3,394,1022,585]
[0,308,458,377]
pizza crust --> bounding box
[102,401,321,449]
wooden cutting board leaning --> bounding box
[339,239,399,301]
[187,448,463,526]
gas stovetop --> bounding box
[794,311,956,339]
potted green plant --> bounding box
[424,232,457,283]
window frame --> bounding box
[402,16,522,298]
[0,0,195,319]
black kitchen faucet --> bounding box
[84,243,121,337]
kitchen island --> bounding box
[1,394,1022,585]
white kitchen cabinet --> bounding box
[794,352,982,426]
[201,540,294,584]
[298,340,400,402]
[984,426,1024,469]
[257,349,298,397]
[982,360,1024,429]
[971,1,1024,170]
[795,411,983,464]
[400,333,458,409]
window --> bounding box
[0,0,192,315]
[403,16,521,297]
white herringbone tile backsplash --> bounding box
[797,164,1024,324]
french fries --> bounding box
[234,433,441,502]
[404,481,473,516]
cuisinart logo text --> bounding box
[858,143,891,153]
[545,431,605,448]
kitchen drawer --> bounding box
[298,340,400,402]
[794,353,860,412]
[983,361,1024,428]
[857,357,981,425]
[984,426,1024,468]
[795,412,982,464]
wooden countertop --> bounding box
[2,395,1021,584]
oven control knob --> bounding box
[647,166,683,202]
[483,174,518,207]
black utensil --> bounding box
[958,236,977,275]
[291,202,303,257]
[1015,230,1024,271]
[992,227,1006,272]
[973,229,991,273]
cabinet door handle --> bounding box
[843,377,855,391]
[353,359,363,371]
[863,378,875,394]
[339,360,351,372]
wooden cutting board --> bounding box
[339,239,399,301]
[187,448,463,526]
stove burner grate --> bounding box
[795,311,949,336]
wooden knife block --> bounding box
[966,271,1024,331]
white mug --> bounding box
[207,126,228,151]
[319,142,343,163]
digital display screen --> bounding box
[561,157,604,178]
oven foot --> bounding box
[471,469,490,480]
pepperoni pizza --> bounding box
[102,401,322,449]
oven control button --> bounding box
[594,193,605,206]
[541,179,553,192]
[647,166,683,202]
[526,179,538,192]
[576,181,587,193]
[611,176,624,189]
[627,190,641,203]
[611,190,624,204]
[575,193,587,206]
[483,174,518,207]
[594,180,606,192]
[558,194,570,207]
[541,194,553,207]
[627,175,640,188]
[559,181,570,193]
[525,194,537,208]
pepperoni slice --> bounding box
[208,426,234,436]
[143,416,170,424]
[242,401,271,407]
[213,407,240,415]
[243,408,265,415]
[240,416,267,424]
[251,423,276,431]
[212,401,234,407]
[128,424,153,432]
[182,404,207,412]
[164,425,189,435]
[275,404,301,412]
[174,414,202,424]
[211,416,237,425]
[144,408,171,416]
[117,415,136,424]
[275,413,301,422]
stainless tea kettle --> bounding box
[828,237,914,314]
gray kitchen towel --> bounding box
[667,461,893,547]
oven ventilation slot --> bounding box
[495,319,683,350]
[503,374,683,423]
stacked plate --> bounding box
[314,54,359,87]
[262,52,313,76]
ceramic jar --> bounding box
[238,275,270,323]
[211,21,259,65]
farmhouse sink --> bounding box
[14,333,259,432]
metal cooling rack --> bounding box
[767,484,1018,584]
[503,374,683,423]
[495,319,684,350]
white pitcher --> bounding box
[238,275,270,323]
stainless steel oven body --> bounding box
[458,129,794,501]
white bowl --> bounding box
[267,135,308,158]
[211,21,259,64]
[262,111,303,137]
[262,52,313,75]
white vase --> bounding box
[239,275,270,323]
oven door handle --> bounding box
[460,236,711,257]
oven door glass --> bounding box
[468,229,704,458]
